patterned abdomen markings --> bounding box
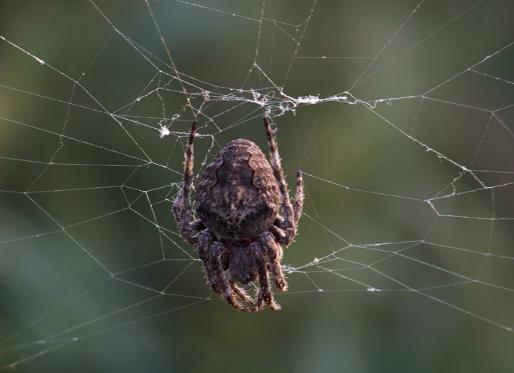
[195,139,281,241]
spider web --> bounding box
[0,0,513,370]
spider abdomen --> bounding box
[195,139,281,241]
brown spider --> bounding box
[172,117,303,312]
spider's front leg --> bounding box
[261,232,287,292]
[172,121,202,244]
[250,242,281,311]
[200,235,262,312]
[230,280,265,312]
[263,117,304,246]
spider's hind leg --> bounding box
[293,170,304,224]
[263,117,303,246]
[172,121,199,245]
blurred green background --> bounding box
[1,1,513,372]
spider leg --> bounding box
[172,121,201,245]
[198,230,221,294]
[270,173,302,245]
[230,281,265,312]
[261,232,288,292]
[270,220,299,250]
[263,117,301,246]
[199,231,263,312]
[293,170,304,224]
[209,241,260,312]
[250,242,281,311]
[269,224,286,241]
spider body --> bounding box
[173,117,303,312]
[195,139,280,242]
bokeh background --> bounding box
[1,1,513,372]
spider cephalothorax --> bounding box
[173,117,303,312]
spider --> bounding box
[172,117,303,312]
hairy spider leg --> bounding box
[230,281,265,312]
[251,242,281,311]
[293,170,304,224]
[199,231,262,311]
[263,117,304,246]
[261,232,288,292]
[198,230,222,294]
[172,121,203,245]
[208,241,262,312]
